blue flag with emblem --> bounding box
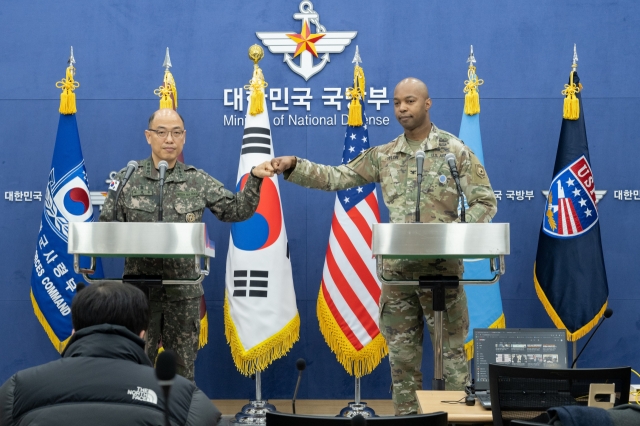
[30,61,103,353]
[534,70,608,342]
[458,97,505,361]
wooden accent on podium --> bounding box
[416,391,493,424]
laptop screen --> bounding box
[473,328,568,390]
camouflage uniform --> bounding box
[100,157,262,381]
[285,124,497,414]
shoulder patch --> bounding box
[109,180,120,192]
[476,164,487,179]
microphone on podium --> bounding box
[414,150,425,223]
[111,160,138,221]
[292,358,306,414]
[157,160,169,221]
[571,308,613,368]
[444,153,465,223]
[155,349,177,426]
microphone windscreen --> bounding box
[127,160,139,171]
[604,308,613,318]
[351,414,367,426]
[155,350,177,381]
[415,150,425,160]
[444,153,456,164]
[296,358,306,371]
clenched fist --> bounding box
[271,156,297,175]
[251,160,275,178]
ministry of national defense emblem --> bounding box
[256,1,357,81]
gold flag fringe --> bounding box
[346,65,366,126]
[224,292,300,376]
[155,70,178,110]
[245,64,268,116]
[198,312,208,349]
[463,312,505,361]
[562,71,581,120]
[56,66,79,115]
[534,263,607,342]
[463,65,483,116]
[317,287,388,378]
[30,290,71,353]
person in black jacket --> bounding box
[0,281,221,426]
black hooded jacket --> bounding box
[0,324,220,426]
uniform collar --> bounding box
[393,123,441,155]
[140,157,195,182]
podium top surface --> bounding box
[68,222,215,258]
[372,223,510,258]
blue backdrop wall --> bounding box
[0,0,638,400]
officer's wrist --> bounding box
[250,166,263,179]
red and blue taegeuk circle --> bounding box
[63,187,91,216]
[231,174,282,251]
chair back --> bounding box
[488,364,631,426]
[265,411,448,426]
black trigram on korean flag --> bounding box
[241,127,272,156]
[233,270,268,297]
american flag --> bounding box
[317,104,386,377]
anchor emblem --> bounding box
[256,1,357,81]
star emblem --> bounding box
[350,133,356,140]
[286,21,326,58]
[572,188,581,197]
[585,208,592,217]
[343,196,350,203]
[566,177,575,187]
[578,198,587,207]
[363,124,368,130]
[360,148,366,153]
[362,136,367,143]
[356,187,363,193]
[348,146,355,153]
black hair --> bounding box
[71,281,150,335]
[148,110,185,128]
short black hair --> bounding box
[72,282,150,335]
[148,110,185,128]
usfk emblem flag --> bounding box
[534,70,608,341]
[458,56,505,360]
[31,61,103,352]
[224,59,299,375]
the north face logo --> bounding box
[127,387,158,404]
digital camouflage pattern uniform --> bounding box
[285,124,497,415]
[100,157,262,381]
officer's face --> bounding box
[145,109,186,168]
[393,82,432,131]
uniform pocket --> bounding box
[124,196,157,221]
[174,198,206,222]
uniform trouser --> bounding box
[379,284,470,415]
[146,296,201,382]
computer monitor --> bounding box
[473,328,568,390]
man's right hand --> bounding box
[271,156,297,175]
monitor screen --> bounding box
[473,328,568,390]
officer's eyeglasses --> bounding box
[147,129,185,139]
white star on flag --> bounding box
[360,148,366,153]
[356,187,363,193]
[362,136,367,143]
[579,198,587,207]
[585,208,592,217]
[350,133,356,140]
[349,146,355,153]
[363,124,367,130]
[343,196,350,203]
[566,177,575,186]
[572,188,581,197]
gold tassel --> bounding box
[562,71,581,120]
[155,70,178,110]
[317,287,387,377]
[463,65,483,116]
[347,65,366,126]
[56,66,79,115]
[198,312,208,349]
[245,64,268,116]
[224,291,299,376]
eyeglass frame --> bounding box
[146,128,186,139]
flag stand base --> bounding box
[337,377,377,417]
[231,371,275,424]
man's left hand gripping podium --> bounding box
[68,222,215,285]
